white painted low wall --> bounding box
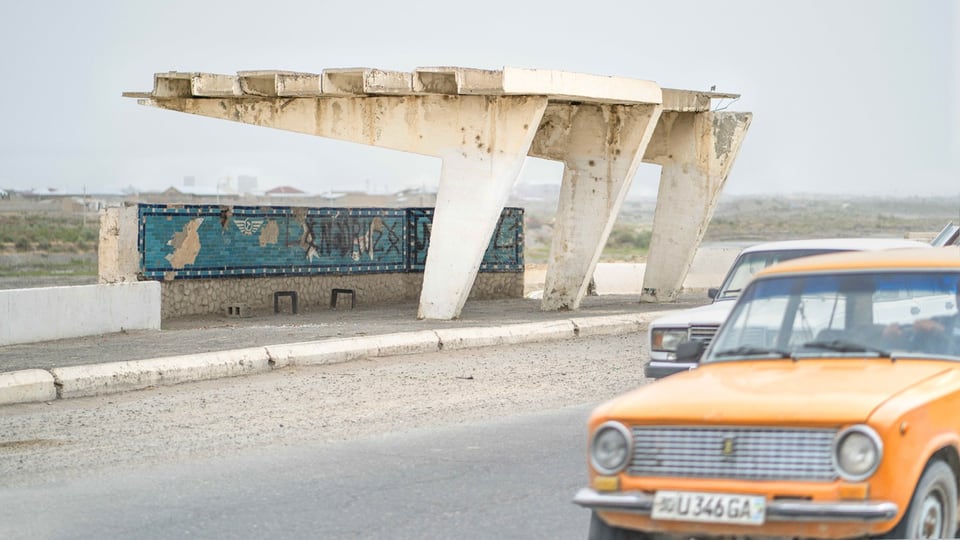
[0,282,161,346]
[592,247,742,295]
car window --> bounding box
[705,271,960,361]
[715,249,840,301]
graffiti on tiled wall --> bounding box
[138,204,524,280]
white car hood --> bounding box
[650,299,737,328]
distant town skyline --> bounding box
[0,0,956,198]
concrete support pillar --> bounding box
[417,97,548,319]
[530,103,662,311]
[641,111,752,301]
[98,205,141,284]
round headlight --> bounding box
[833,425,882,481]
[590,421,633,475]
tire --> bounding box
[882,460,958,539]
[587,512,652,540]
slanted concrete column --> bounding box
[417,97,548,319]
[530,103,662,311]
[641,111,752,302]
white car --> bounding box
[644,238,931,379]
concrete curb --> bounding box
[0,313,662,407]
[0,369,57,404]
[265,331,442,367]
[51,347,272,400]
[434,320,576,350]
[570,313,657,336]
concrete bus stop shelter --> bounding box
[124,66,751,320]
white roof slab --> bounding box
[321,68,413,95]
[127,66,675,106]
[125,67,741,113]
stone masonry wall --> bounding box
[161,272,523,319]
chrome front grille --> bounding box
[629,427,838,482]
[688,325,719,347]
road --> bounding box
[0,334,649,539]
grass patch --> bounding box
[0,259,97,277]
[0,214,98,253]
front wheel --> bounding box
[881,460,958,539]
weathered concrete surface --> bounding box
[532,103,661,311]
[0,369,56,404]
[51,347,272,399]
[125,67,750,318]
[418,96,548,320]
[641,111,753,301]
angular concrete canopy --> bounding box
[124,66,751,319]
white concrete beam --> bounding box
[662,88,740,113]
[152,72,192,98]
[275,73,322,96]
[641,111,753,301]
[238,70,294,96]
[191,73,241,97]
[141,95,542,157]
[501,68,661,104]
[322,68,413,95]
[530,103,662,310]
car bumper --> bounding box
[573,488,898,523]
[644,360,696,379]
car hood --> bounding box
[648,300,735,328]
[602,359,954,425]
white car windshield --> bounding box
[715,249,841,300]
[704,271,960,362]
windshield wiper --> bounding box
[802,340,891,357]
[713,346,792,358]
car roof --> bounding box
[755,246,960,277]
[739,237,930,254]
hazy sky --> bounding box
[0,0,956,197]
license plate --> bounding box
[652,490,766,525]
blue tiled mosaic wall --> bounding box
[138,204,524,280]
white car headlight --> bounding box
[651,328,688,352]
[833,425,882,481]
[590,421,633,475]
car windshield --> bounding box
[715,249,841,300]
[703,271,960,363]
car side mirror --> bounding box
[676,340,707,363]
[707,288,719,300]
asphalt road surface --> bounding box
[0,334,649,539]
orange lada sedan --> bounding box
[574,247,960,539]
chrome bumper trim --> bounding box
[573,488,898,522]
[643,361,695,379]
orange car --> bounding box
[574,247,960,539]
